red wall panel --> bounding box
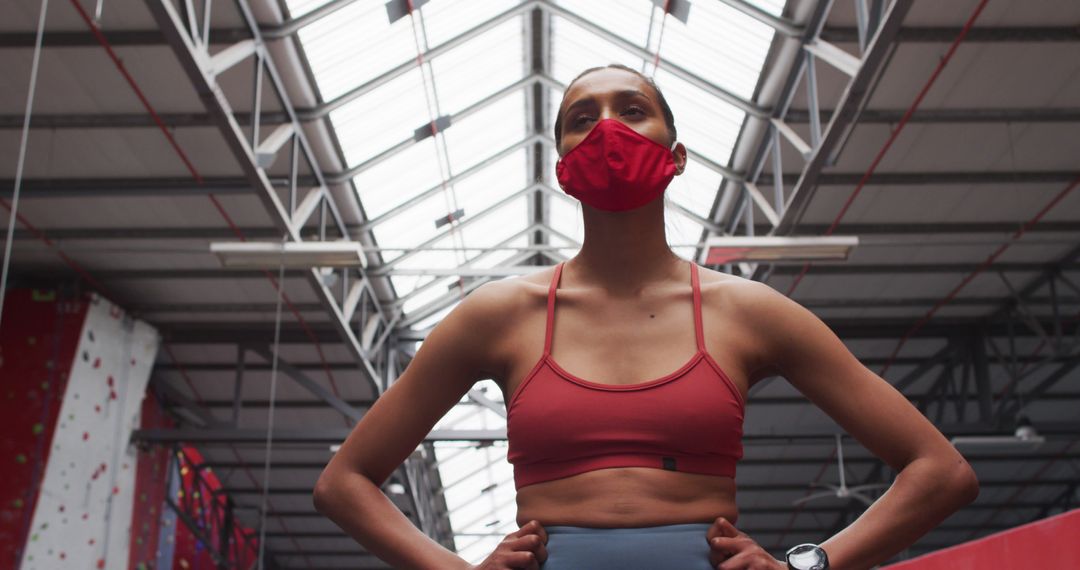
[0,290,87,568]
[885,509,1080,569]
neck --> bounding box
[569,199,685,294]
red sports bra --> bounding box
[505,261,745,491]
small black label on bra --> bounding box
[662,457,677,471]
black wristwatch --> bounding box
[786,543,829,570]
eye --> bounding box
[571,114,595,127]
[622,106,646,116]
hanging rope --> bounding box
[405,0,469,300]
[257,237,289,570]
[0,0,49,332]
[650,0,673,74]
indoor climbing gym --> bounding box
[1,0,1078,568]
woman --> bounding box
[313,64,979,570]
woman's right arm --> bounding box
[312,280,526,569]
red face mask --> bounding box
[556,118,678,212]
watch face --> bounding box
[788,544,827,570]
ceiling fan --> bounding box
[793,434,889,507]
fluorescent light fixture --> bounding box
[950,421,1046,451]
[950,434,1046,451]
[702,236,859,265]
[211,241,367,268]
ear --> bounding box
[672,142,688,175]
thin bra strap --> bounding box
[544,262,564,355]
[691,262,706,351]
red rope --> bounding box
[0,197,109,293]
[404,0,468,298]
[878,174,1080,377]
[651,0,672,71]
[772,0,991,548]
[785,0,992,297]
[69,0,351,424]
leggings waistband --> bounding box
[544,523,713,535]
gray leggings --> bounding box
[541,523,715,569]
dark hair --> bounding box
[553,63,677,150]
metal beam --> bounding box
[173,391,1080,411]
[0,177,268,198]
[335,74,538,180]
[313,1,540,119]
[756,170,1080,187]
[397,318,1080,343]
[0,111,289,130]
[150,376,221,427]
[146,0,386,389]
[132,425,1080,446]
[716,0,803,37]
[539,1,768,117]
[248,346,365,421]
[211,479,1080,495]
[9,169,1072,200]
[771,0,913,235]
[785,107,1080,125]
[202,452,1080,471]
[159,317,1078,344]
[5,25,1074,49]
[709,0,836,255]
[10,220,1080,242]
[822,26,1080,43]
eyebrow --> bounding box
[563,89,653,117]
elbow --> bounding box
[312,469,337,516]
[949,457,980,507]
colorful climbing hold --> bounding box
[31,422,44,435]
[15,453,27,464]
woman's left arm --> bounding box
[732,281,979,569]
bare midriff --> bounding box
[514,466,738,528]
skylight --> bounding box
[280,0,786,562]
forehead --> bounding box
[561,68,654,110]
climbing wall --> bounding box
[127,391,173,570]
[0,290,87,568]
[167,446,260,569]
[14,293,159,570]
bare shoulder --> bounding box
[694,263,792,318]
[440,266,554,361]
[452,266,552,329]
[694,264,811,380]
